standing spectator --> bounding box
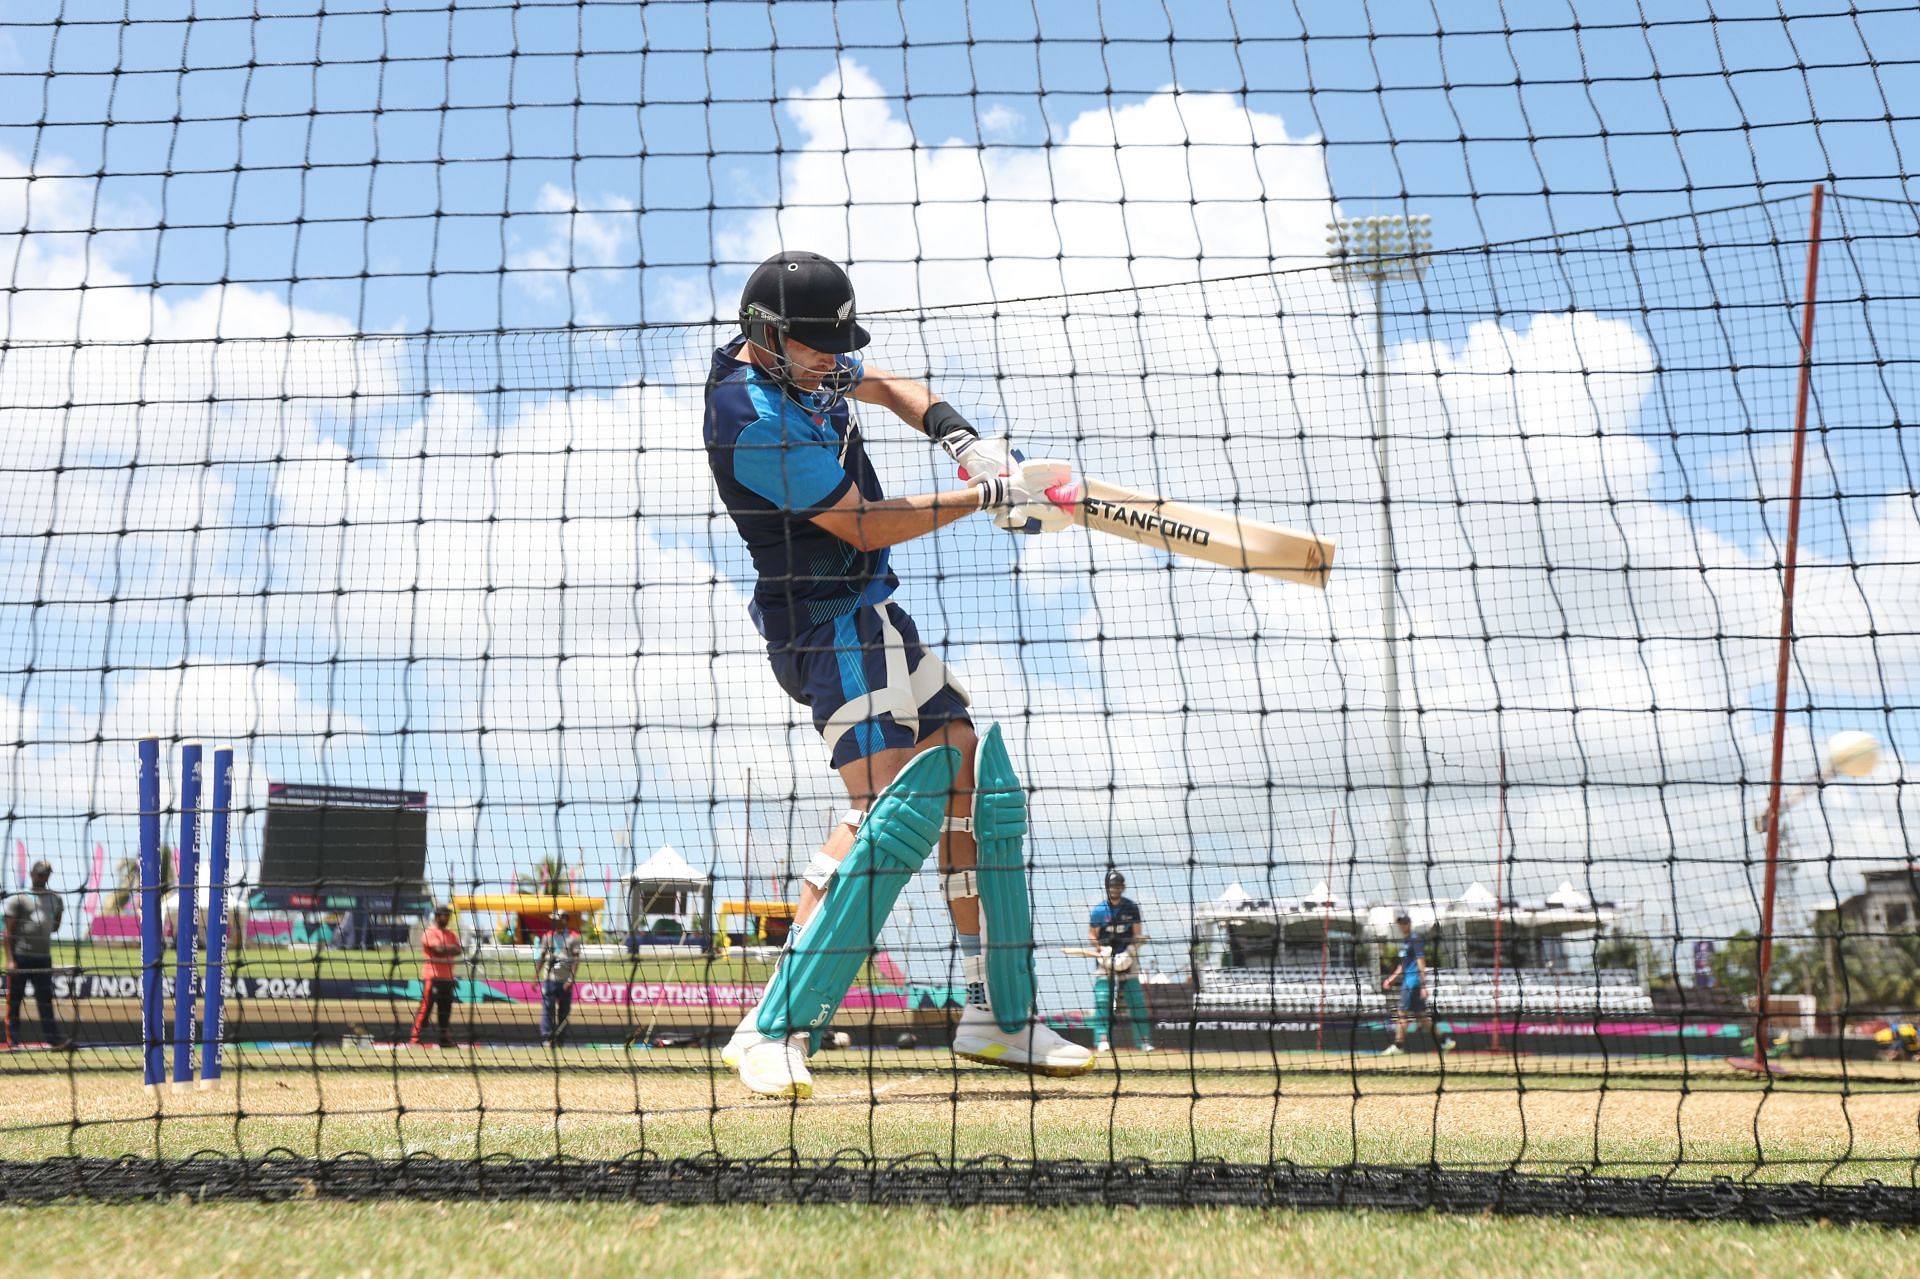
[1381,911,1455,1056]
[409,905,461,1048]
[536,911,583,1048]
[1086,870,1153,1054]
[4,860,71,1050]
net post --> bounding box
[171,743,202,1090]
[199,746,234,1089]
[137,738,164,1093]
[1747,182,1827,1075]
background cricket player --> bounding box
[704,249,1093,1097]
[409,905,460,1048]
[1381,911,1455,1056]
[4,860,69,1051]
[1086,869,1153,1053]
[536,911,583,1048]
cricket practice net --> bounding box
[1,0,1917,1223]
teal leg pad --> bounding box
[755,744,959,1042]
[975,723,1035,1035]
[1090,977,1114,1043]
[1123,977,1152,1047]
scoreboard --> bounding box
[260,782,429,894]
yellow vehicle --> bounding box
[715,900,797,954]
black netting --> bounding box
[2,1,1917,1221]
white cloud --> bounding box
[2,74,1913,956]
[504,182,639,323]
[717,62,1332,311]
[695,61,1917,936]
[977,103,1024,140]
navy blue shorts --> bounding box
[768,602,972,769]
[1398,984,1427,1015]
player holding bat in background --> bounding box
[703,250,1094,1098]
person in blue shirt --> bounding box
[1086,870,1153,1053]
[706,250,1093,1098]
[1380,911,1454,1056]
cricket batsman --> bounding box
[704,249,1095,1097]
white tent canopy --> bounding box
[1545,880,1592,911]
[1456,881,1498,909]
[626,844,709,890]
[622,844,715,944]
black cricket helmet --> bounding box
[739,251,870,355]
[737,251,868,409]
[1105,869,1126,890]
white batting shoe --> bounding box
[719,1010,760,1070]
[952,1005,1096,1078]
[737,1032,813,1100]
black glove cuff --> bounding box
[924,401,978,459]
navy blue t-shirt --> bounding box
[1397,932,1425,988]
[703,338,898,642]
[1089,896,1143,952]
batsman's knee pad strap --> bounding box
[801,850,841,892]
[973,723,1035,1034]
[755,744,960,1044]
[941,868,978,902]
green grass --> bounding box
[0,1202,1903,1278]
[5,1054,1913,1269]
[7,1053,1917,1188]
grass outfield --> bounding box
[5,1049,1917,1186]
[0,1202,1906,1279]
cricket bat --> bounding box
[1046,477,1334,588]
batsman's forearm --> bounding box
[828,489,984,551]
[853,365,940,429]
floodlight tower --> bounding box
[1327,213,1434,907]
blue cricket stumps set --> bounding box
[137,738,234,1092]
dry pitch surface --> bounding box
[5,1048,1918,1184]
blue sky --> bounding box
[4,0,1915,332]
[1,0,1915,980]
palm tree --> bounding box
[1831,930,1920,1016]
[103,849,171,916]
[515,856,569,897]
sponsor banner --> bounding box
[51,973,908,1012]
[1154,1015,1748,1054]
[1439,1019,1743,1039]
[54,974,316,1001]
[487,980,909,1011]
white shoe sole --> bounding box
[741,1075,813,1100]
[953,1040,1097,1078]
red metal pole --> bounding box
[1751,183,1826,1072]
[1492,749,1506,1052]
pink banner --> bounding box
[14,840,26,887]
[488,979,909,1011]
[85,843,107,918]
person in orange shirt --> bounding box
[409,905,462,1048]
